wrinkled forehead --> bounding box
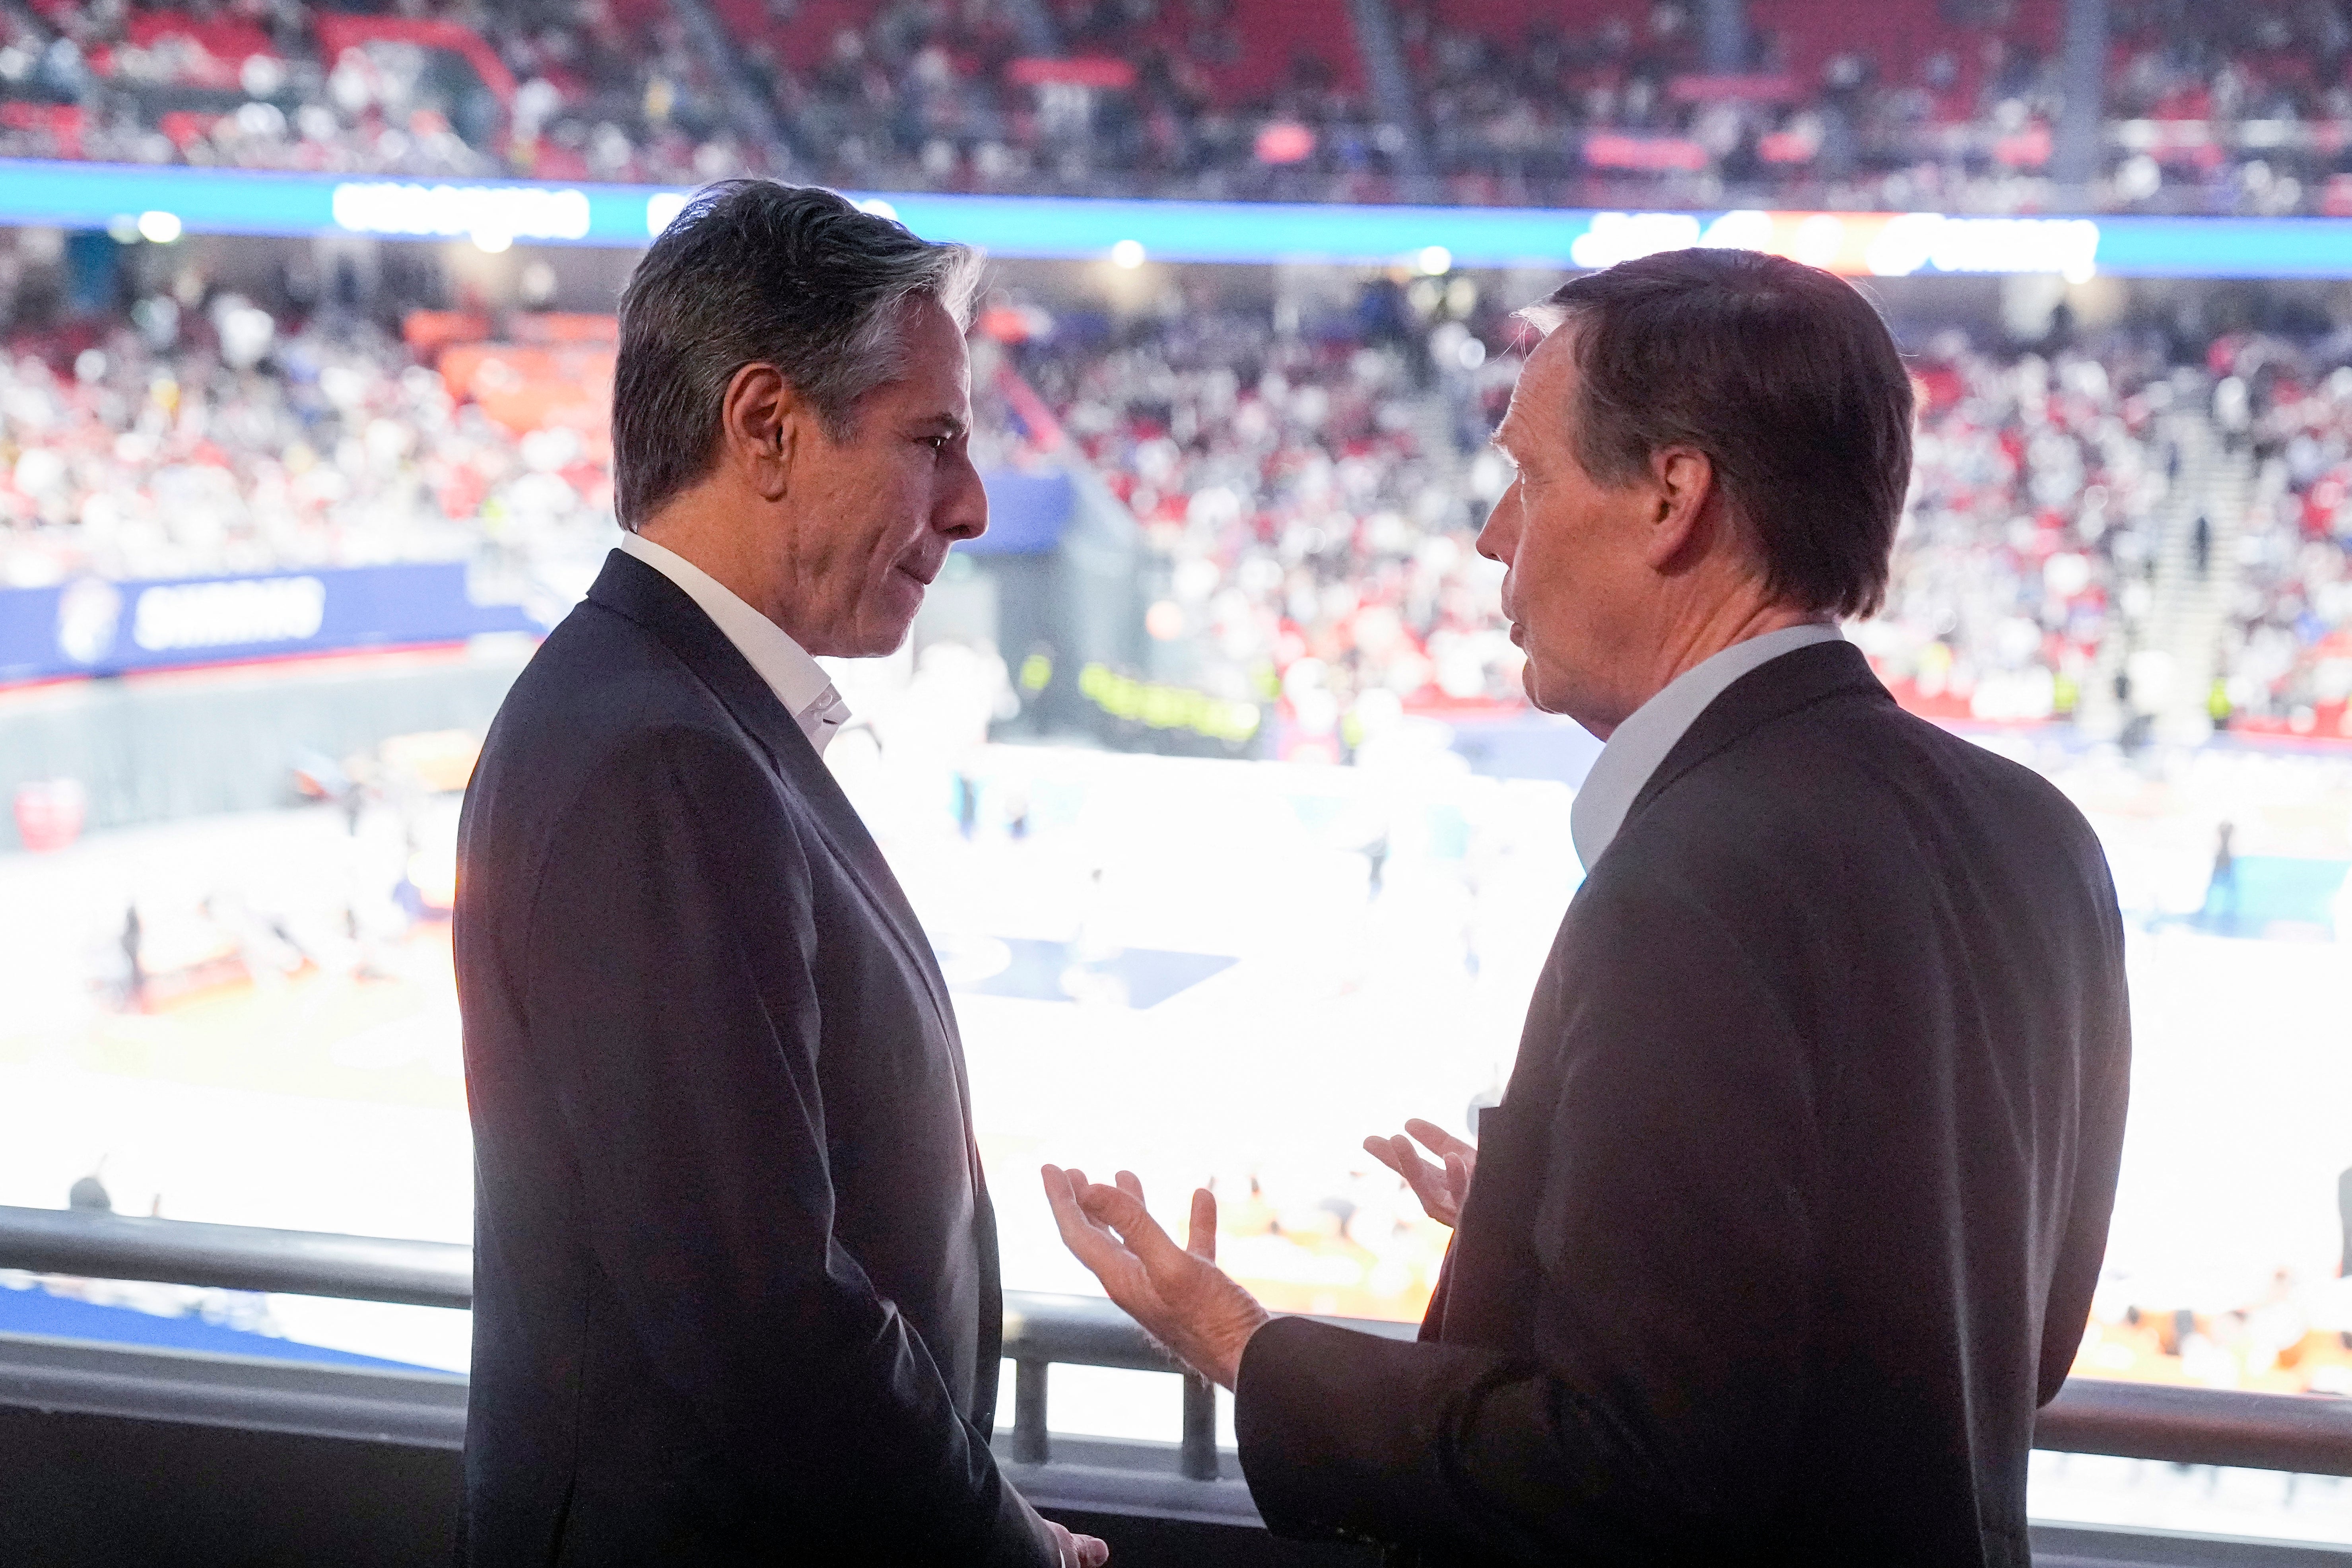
[1495,324,1580,451]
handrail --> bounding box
[4,1204,2348,1481]
[0,1205,472,1310]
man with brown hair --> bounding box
[1045,248,2131,1565]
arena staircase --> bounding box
[1344,0,1431,182]
[2143,415,2262,746]
[668,0,789,165]
[1407,388,1474,534]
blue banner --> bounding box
[10,157,2352,277]
[0,563,540,684]
[966,469,1072,555]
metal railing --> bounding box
[4,1203,2349,1483]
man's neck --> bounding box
[1649,600,1827,696]
[635,495,817,648]
[1585,598,1826,741]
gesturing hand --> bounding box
[1040,1166,1270,1390]
[1362,1117,1478,1228]
[1042,1517,1109,1568]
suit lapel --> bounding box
[583,551,961,1038]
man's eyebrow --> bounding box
[913,411,969,437]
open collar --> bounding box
[615,530,851,756]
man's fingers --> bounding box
[1077,1180,1192,1273]
[1365,1134,1430,1182]
[1040,1166,1095,1244]
[1445,1151,1472,1191]
[1045,1519,1108,1568]
[1043,1166,1125,1262]
[1399,1159,1453,1213]
[1187,1186,1216,1264]
[1371,1134,1445,1197]
[1405,1117,1476,1162]
[1115,1169,1146,1202]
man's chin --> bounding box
[1519,661,1554,715]
[841,610,919,659]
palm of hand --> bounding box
[1041,1166,1269,1389]
[1362,1117,1477,1228]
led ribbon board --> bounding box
[7,158,2352,278]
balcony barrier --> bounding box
[3,1201,2349,1490]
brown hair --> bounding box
[1527,248,1913,619]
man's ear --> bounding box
[718,363,806,503]
[1639,446,1718,572]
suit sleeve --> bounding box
[519,725,1053,1567]
[2038,859,2133,1406]
[1234,874,1821,1562]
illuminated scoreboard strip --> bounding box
[3,157,2351,278]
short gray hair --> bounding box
[612,179,983,529]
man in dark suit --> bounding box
[1045,249,2131,1565]
[455,181,1101,1567]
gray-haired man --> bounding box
[455,181,1104,1567]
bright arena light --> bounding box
[646,192,689,237]
[472,229,513,254]
[1417,245,1452,275]
[136,210,182,244]
[1110,238,1146,269]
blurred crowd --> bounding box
[2214,329,2352,731]
[1,259,2348,739]
[7,0,2352,211]
[0,289,611,588]
[973,282,1527,738]
[1857,336,2175,725]
[0,0,748,184]
[1857,329,2352,738]
[1396,0,2352,216]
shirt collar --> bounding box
[1568,622,1843,871]
[616,531,852,756]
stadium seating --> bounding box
[5,0,2352,209]
[2222,336,2352,734]
[0,264,2342,739]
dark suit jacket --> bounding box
[453,550,1051,1566]
[1234,641,2131,1567]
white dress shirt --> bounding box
[616,531,852,756]
[1568,622,1844,870]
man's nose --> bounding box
[1473,484,1516,564]
[938,449,988,542]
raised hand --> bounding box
[1041,1165,1270,1390]
[1362,1117,1478,1228]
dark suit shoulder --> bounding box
[497,600,753,761]
[460,598,815,960]
[1603,684,2105,903]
